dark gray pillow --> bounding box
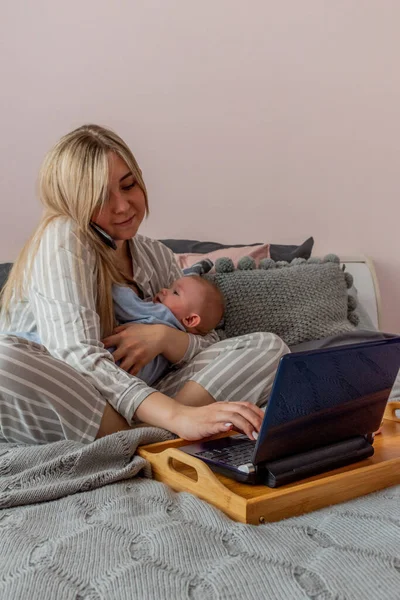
[204,254,358,347]
[160,237,314,261]
[0,263,12,293]
[159,239,262,254]
[270,237,314,262]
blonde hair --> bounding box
[0,124,148,336]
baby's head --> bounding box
[154,276,225,334]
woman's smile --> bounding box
[115,215,135,227]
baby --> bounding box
[111,275,225,385]
[153,276,224,335]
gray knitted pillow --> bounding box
[204,255,358,346]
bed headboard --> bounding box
[340,256,381,330]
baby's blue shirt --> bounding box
[3,284,185,386]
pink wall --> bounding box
[1,1,399,331]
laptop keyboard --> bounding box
[196,440,255,467]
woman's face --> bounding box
[91,153,146,242]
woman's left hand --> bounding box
[102,323,166,375]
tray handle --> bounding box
[384,401,400,422]
[154,447,236,500]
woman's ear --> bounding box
[182,314,201,329]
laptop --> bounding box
[180,338,400,487]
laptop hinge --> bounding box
[260,435,374,488]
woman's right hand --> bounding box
[135,392,264,442]
[173,401,264,441]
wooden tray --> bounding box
[138,410,400,525]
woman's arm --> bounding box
[30,218,156,425]
[104,322,191,366]
[159,326,190,363]
[96,389,264,442]
[102,321,190,373]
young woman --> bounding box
[0,124,288,444]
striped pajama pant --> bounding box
[0,333,289,444]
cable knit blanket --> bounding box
[0,429,399,599]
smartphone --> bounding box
[90,222,117,250]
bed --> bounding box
[0,256,399,600]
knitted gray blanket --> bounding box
[0,430,399,599]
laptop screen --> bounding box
[254,338,400,465]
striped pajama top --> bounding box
[0,217,219,426]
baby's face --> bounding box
[153,277,204,322]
